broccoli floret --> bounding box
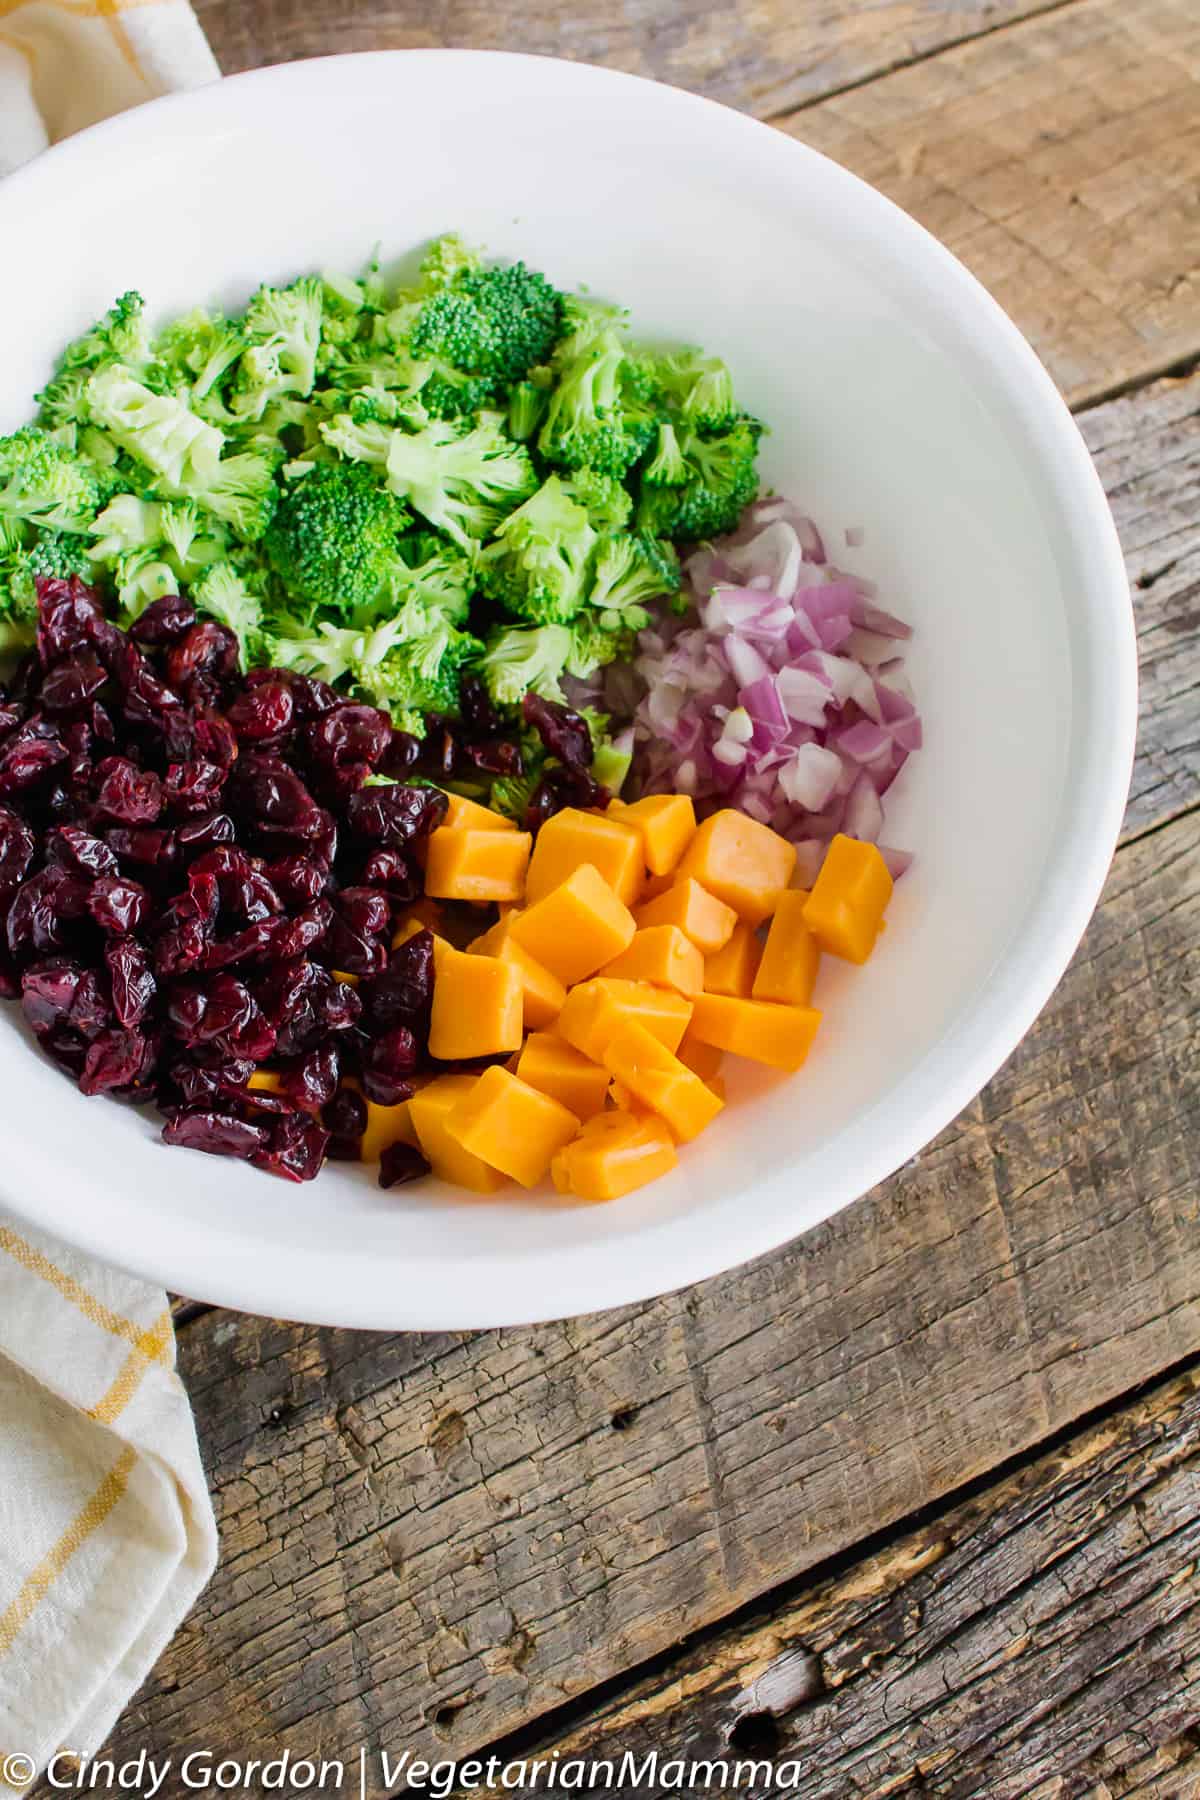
[85,364,225,493]
[194,448,281,540]
[560,467,633,531]
[37,295,153,428]
[507,380,548,443]
[474,623,573,708]
[393,532,477,624]
[322,411,537,550]
[488,767,541,824]
[479,476,598,626]
[153,308,246,408]
[230,277,324,422]
[551,295,628,363]
[537,330,657,479]
[113,549,179,616]
[357,618,485,730]
[89,495,227,586]
[586,531,680,628]
[417,234,481,289]
[563,611,638,679]
[592,725,633,796]
[644,420,689,486]
[0,529,94,620]
[409,259,564,390]
[650,349,740,432]
[636,419,762,542]
[0,426,105,534]
[264,462,410,614]
[190,561,265,667]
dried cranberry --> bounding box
[523,692,594,769]
[166,974,275,1060]
[360,929,435,1037]
[379,1142,430,1188]
[47,823,119,878]
[346,783,448,847]
[87,875,152,936]
[35,576,108,665]
[0,807,36,895]
[251,1111,329,1182]
[468,737,523,776]
[306,704,392,786]
[95,755,163,824]
[271,899,334,961]
[227,754,322,836]
[361,849,419,902]
[192,710,239,768]
[106,826,176,871]
[163,761,227,817]
[227,680,294,744]
[121,661,185,733]
[80,1027,148,1096]
[360,1026,418,1105]
[380,730,421,777]
[460,674,501,738]
[526,763,609,829]
[41,651,108,715]
[0,715,67,796]
[323,1084,367,1159]
[263,854,326,907]
[175,813,237,856]
[130,594,197,646]
[105,938,156,1028]
[166,621,240,690]
[22,959,109,1040]
[7,867,88,963]
[189,847,281,924]
[323,887,391,976]
[0,699,25,741]
[280,1044,339,1111]
[162,1109,270,1160]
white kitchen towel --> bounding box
[0,1218,218,1792]
[0,8,222,1788]
[0,0,219,177]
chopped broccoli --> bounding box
[488,766,540,824]
[0,529,93,620]
[85,364,225,492]
[563,610,638,679]
[230,278,324,422]
[322,411,537,549]
[89,495,227,585]
[0,426,105,534]
[479,476,597,625]
[190,560,265,666]
[393,532,477,624]
[475,623,573,708]
[153,308,246,408]
[537,330,657,479]
[650,349,740,432]
[644,420,689,486]
[592,726,633,796]
[561,467,633,531]
[37,294,153,429]
[264,461,410,613]
[112,548,179,616]
[586,531,680,629]
[355,618,483,728]
[408,258,564,392]
[636,418,762,542]
[507,380,547,442]
[190,448,281,540]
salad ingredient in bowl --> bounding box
[0,231,918,1201]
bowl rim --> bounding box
[0,49,1136,1328]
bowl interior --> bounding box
[0,53,1132,1326]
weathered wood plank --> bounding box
[472,1365,1200,1798]
[193,0,1069,121]
[123,772,1200,1765]
[784,0,1200,407]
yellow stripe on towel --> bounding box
[0,1227,172,1364]
[0,1443,137,1657]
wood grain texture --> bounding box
[192,0,1068,119]
[476,1365,1200,1797]
[785,0,1200,406]
[118,368,1200,1779]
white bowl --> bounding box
[0,52,1135,1328]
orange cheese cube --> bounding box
[688,993,821,1072]
[391,917,452,964]
[445,1065,579,1188]
[601,1021,724,1143]
[525,807,643,906]
[676,1031,724,1086]
[440,790,517,832]
[677,809,796,926]
[247,1069,284,1095]
[516,1032,611,1121]
[509,864,636,986]
[557,977,692,1065]
[609,794,696,876]
[802,834,893,964]
[639,870,678,902]
[753,890,821,1005]
[408,1076,508,1192]
[360,1095,420,1161]
[633,876,737,956]
[703,922,762,998]
[428,946,524,1061]
[601,924,704,996]
[424,826,532,903]
[551,1109,677,1202]
[331,968,361,988]
[468,914,566,1030]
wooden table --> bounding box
[124,2,1200,1792]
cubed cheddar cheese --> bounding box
[469,914,567,1030]
[601,924,704,996]
[677,809,796,926]
[516,1032,611,1121]
[753,890,821,1006]
[359,1094,420,1162]
[428,946,524,1061]
[391,917,452,964]
[633,876,737,956]
[445,1065,579,1187]
[704,922,762,998]
[551,1109,677,1202]
[675,1031,724,1087]
[639,870,678,903]
[688,993,821,1072]
[525,807,643,906]
[557,977,693,1065]
[408,1075,508,1192]
[509,864,636,987]
[247,1069,284,1095]
[802,833,893,964]
[331,968,361,988]
[424,826,532,903]
[440,790,517,832]
[609,794,696,876]
[601,1021,724,1143]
